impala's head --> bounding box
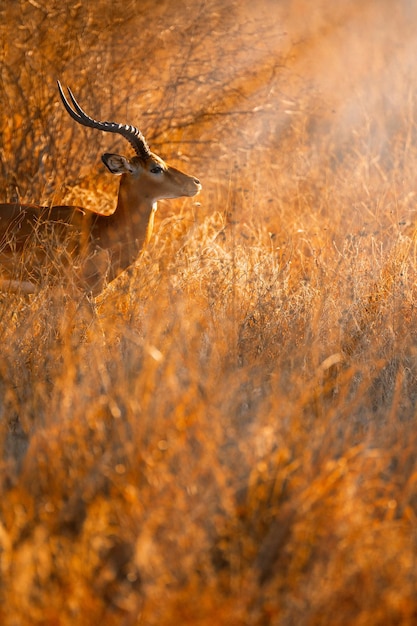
[57,81,201,207]
[101,152,201,203]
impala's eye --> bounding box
[150,165,164,174]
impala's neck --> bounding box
[114,180,156,242]
[97,175,157,278]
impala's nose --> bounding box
[187,176,201,196]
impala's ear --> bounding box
[101,153,136,175]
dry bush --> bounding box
[2,1,417,625]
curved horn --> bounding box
[57,80,151,160]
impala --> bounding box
[0,81,201,294]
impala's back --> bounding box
[0,202,104,292]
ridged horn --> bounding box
[57,80,151,160]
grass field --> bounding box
[2,1,417,624]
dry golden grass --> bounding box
[2,1,417,624]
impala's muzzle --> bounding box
[189,177,202,196]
